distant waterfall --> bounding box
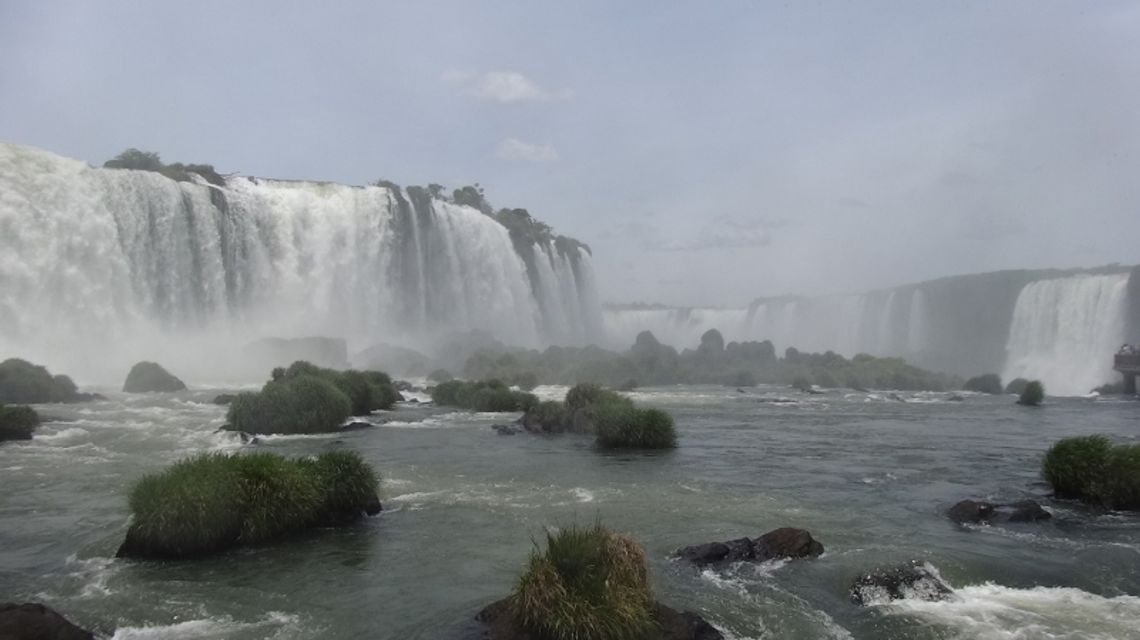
[0,141,601,380]
[1001,274,1130,396]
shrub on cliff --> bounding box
[227,375,352,435]
[1018,380,1045,406]
[0,404,40,442]
[122,361,187,393]
[1042,435,1140,510]
[428,368,454,383]
[510,523,655,640]
[0,358,91,404]
[118,451,380,559]
[964,373,1003,395]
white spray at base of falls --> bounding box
[1001,273,1130,396]
[0,141,600,382]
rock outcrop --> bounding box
[675,528,824,566]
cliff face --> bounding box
[0,141,602,380]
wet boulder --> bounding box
[122,361,186,393]
[212,393,237,405]
[0,602,94,640]
[675,528,824,566]
[492,424,520,436]
[947,499,1050,525]
[850,561,954,605]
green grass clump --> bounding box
[562,383,677,448]
[511,523,656,640]
[430,379,537,412]
[120,451,380,559]
[1018,380,1045,406]
[595,406,677,450]
[227,375,352,434]
[524,400,569,433]
[1042,435,1140,510]
[0,404,41,441]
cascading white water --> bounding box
[0,141,601,381]
[1001,273,1130,396]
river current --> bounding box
[1,385,1138,639]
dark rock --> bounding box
[676,528,823,566]
[675,542,731,565]
[475,598,723,640]
[753,527,825,561]
[652,603,726,640]
[850,561,954,606]
[341,421,373,432]
[0,405,40,442]
[122,361,186,393]
[0,602,94,640]
[492,424,520,436]
[395,380,415,392]
[947,394,965,402]
[947,499,996,524]
[947,499,1050,524]
[213,394,237,405]
[1004,500,1052,523]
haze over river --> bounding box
[2,385,1138,639]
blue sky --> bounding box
[3,1,1139,305]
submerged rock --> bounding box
[947,499,1051,524]
[475,598,724,640]
[122,361,186,393]
[850,561,954,605]
[0,602,93,640]
[492,424,520,436]
[675,528,824,566]
[341,421,373,432]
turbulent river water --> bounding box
[2,385,1139,639]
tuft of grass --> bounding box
[1042,435,1140,510]
[595,406,677,450]
[511,524,656,640]
[121,451,381,559]
[1018,380,1045,406]
[0,404,40,441]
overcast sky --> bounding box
[3,1,1139,306]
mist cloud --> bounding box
[495,138,559,163]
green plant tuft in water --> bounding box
[511,523,656,640]
[1018,380,1045,406]
[121,451,381,559]
[1042,435,1140,510]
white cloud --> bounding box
[442,70,569,103]
[495,137,559,163]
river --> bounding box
[1,385,1138,639]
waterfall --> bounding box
[0,141,601,381]
[1001,273,1130,396]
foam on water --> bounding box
[887,583,1140,640]
[110,612,305,640]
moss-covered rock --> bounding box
[430,379,537,412]
[0,404,40,442]
[117,451,380,559]
[227,375,352,435]
[0,358,97,404]
[963,373,1003,395]
[122,361,187,393]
